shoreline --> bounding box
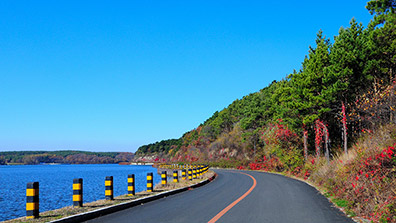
[3,170,215,223]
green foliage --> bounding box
[324,19,371,103]
[135,139,181,155]
[0,151,134,164]
[332,198,349,208]
[366,0,396,83]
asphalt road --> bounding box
[85,169,353,223]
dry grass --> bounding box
[4,171,215,223]
[309,124,396,222]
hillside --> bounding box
[0,150,134,165]
[136,0,396,165]
[134,1,396,221]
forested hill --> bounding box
[0,150,134,165]
[135,0,396,167]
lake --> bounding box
[0,164,161,221]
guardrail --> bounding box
[24,164,209,220]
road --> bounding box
[85,169,353,223]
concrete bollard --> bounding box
[105,176,114,200]
[188,169,192,181]
[161,171,167,186]
[26,182,39,219]
[147,172,153,192]
[182,169,186,180]
[193,168,197,179]
[128,174,135,196]
[173,170,178,183]
[73,178,83,207]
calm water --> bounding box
[0,164,160,221]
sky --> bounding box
[0,1,374,152]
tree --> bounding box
[291,31,332,126]
[366,0,396,83]
[323,19,371,154]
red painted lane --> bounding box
[208,172,257,223]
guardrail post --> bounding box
[173,170,178,183]
[105,176,114,200]
[182,169,186,180]
[161,171,167,186]
[188,169,192,181]
[26,182,39,219]
[73,178,83,207]
[197,166,201,177]
[147,172,153,192]
[128,174,135,196]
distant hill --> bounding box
[0,150,134,165]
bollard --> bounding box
[182,169,187,180]
[73,178,83,207]
[188,169,192,181]
[173,170,178,183]
[128,174,135,196]
[105,176,114,200]
[147,172,153,192]
[26,182,39,219]
[193,168,197,179]
[161,171,167,186]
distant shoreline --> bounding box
[1,162,155,166]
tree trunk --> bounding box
[303,129,308,161]
[315,120,321,159]
[324,126,329,163]
[342,101,348,155]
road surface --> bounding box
[85,169,353,223]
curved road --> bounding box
[85,169,353,223]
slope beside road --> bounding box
[85,169,353,223]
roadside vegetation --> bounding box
[134,0,396,222]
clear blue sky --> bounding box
[0,1,373,152]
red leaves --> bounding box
[248,157,283,171]
[261,120,300,148]
[314,119,329,158]
[336,145,396,222]
[342,101,347,131]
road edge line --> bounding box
[50,173,217,223]
[207,172,257,223]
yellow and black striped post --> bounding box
[173,170,178,183]
[161,171,167,186]
[73,178,83,207]
[182,169,186,180]
[193,168,197,179]
[26,182,39,219]
[188,169,192,181]
[105,176,113,200]
[128,174,135,196]
[147,172,153,192]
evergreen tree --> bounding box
[366,0,396,82]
